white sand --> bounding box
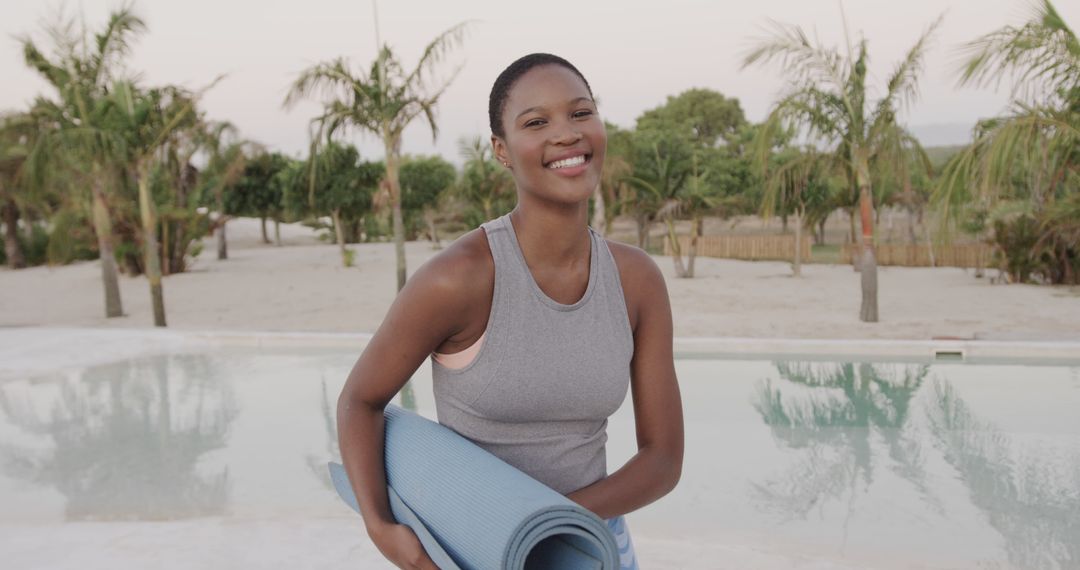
[2,217,1078,340]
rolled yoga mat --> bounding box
[329,404,619,570]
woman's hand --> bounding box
[371,523,440,570]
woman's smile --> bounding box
[544,152,592,176]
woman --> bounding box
[337,53,683,570]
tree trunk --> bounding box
[1,196,26,269]
[216,191,228,260]
[171,163,193,274]
[216,217,228,260]
[91,179,123,318]
[856,164,878,323]
[22,209,34,243]
[274,219,282,246]
[687,216,701,278]
[591,183,606,236]
[331,208,349,266]
[161,218,170,277]
[260,216,270,244]
[603,184,616,235]
[636,214,649,250]
[924,222,938,269]
[385,137,407,291]
[792,207,803,278]
[138,167,167,327]
[665,217,688,278]
[906,204,919,246]
[846,207,860,270]
[816,216,827,246]
[425,209,441,250]
[781,213,788,233]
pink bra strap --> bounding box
[432,331,486,370]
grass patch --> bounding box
[810,244,843,264]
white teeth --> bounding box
[547,155,586,169]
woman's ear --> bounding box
[491,135,511,168]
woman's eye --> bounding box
[524,119,546,128]
[573,110,594,119]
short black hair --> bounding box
[488,53,593,138]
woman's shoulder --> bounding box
[406,227,494,306]
[602,239,668,331]
[603,239,665,290]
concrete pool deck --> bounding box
[4,327,1078,384]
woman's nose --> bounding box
[549,123,583,145]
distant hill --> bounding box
[909,123,973,147]
[925,145,966,170]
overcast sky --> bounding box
[3,0,1075,162]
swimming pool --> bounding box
[0,331,1077,569]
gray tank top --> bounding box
[432,213,635,495]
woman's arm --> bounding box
[566,244,684,519]
[336,236,489,568]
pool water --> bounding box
[0,347,1077,569]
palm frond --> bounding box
[405,21,473,90]
[90,4,146,87]
[742,19,853,100]
[876,15,943,117]
[20,38,72,91]
[956,0,1079,100]
[284,58,362,108]
[762,87,848,153]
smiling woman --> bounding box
[335,53,683,569]
[490,55,607,208]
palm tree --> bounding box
[743,14,942,322]
[0,112,35,269]
[199,121,250,261]
[21,6,148,318]
[935,0,1078,283]
[453,136,515,228]
[759,148,840,277]
[285,21,468,291]
[626,130,689,261]
[598,122,634,237]
[111,82,203,326]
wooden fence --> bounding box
[663,235,811,262]
[840,243,994,268]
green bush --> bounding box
[1,220,92,269]
[991,212,1080,284]
[46,210,98,265]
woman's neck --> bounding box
[508,202,591,269]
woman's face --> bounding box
[492,64,606,207]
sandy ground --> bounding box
[2,217,1078,340]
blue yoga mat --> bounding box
[329,404,619,569]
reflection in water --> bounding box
[306,375,340,490]
[0,355,238,520]
[926,380,1080,570]
[308,371,416,490]
[752,362,934,524]
[400,382,417,412]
